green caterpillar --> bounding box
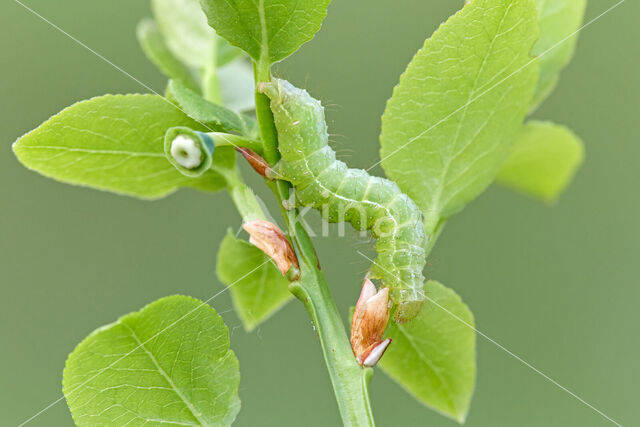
[262,79,428,322]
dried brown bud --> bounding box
[350,278,392,367]
[242,220,299,275]
[237,147,271,179]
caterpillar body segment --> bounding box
[262,79,428,322]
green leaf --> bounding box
[217,231,292,332]
[380,281,476,423]
[13,94,235,200]
[217,42,245,68]
[530,0,587,110]
[496,121,584,202]
[380,0,540,234]
[148,0,255,111]
[137,18,201,92]
[167,80,257,136]
[151,0,217,70]
[151,0,245,68]
[63,295,241,426]
[200,0,332,67]
[218,60,256,113]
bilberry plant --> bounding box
[12,0,586,425]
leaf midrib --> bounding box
[428,2,515,226]
[257,0,269,67]
[16,145,165,157]
[122,323,210,427]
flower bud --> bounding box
[350,278,392,367]
[242,220,299,276]
[164,127,215,177]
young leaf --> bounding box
[217,231,292,331]
[137,18,201,92]
[217,42,245,68]
[167,80,257,136]
[151,0,251,106]
[63,295,241,426]
[380,0,540,234]
[151,0,244,69]
[13,94,235,199]
[218,60,256,112]
[380,281,476,423]
[530,0,587,110]
[151,0,217,70]
[199,0,332,67]
[497,121,584,202]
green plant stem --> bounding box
[220,168,266,222]
[208,132,264,154]
[287,223,375,427]
[254,66,376,426]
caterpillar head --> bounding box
[259,78,328,160]
[164,127,215,177]
[259,78,322,114]
[258,79,289,105]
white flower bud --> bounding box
[170,135,203,169]
[164,127,215,177]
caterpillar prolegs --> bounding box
[262,79,428,322]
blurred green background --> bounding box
[1,0,638,425]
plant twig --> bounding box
[253,66,376,427]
